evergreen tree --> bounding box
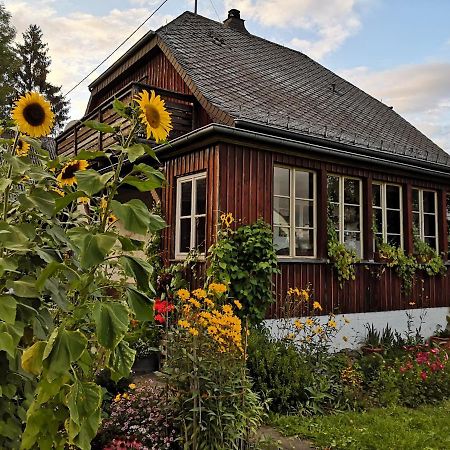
[0,3,19,119]
[15,24,70,134]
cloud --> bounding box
[338,63,450,151]
[224,0,363,60]
[6,0,173,121]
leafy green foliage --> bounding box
[327,217,358,287]
[207,218,279,324]
[0,96,166,448]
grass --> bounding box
[270,400,450,450]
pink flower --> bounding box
[420,370,428,381]
[416,352,429,364]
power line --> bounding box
[208,0,221,21]
[63,0,170,98]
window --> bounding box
[372,183,403,248]
[327,175,362,258]
[175,173,206,257]
[412,188,438,250]
[273,166,316,257]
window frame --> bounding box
[412,188,439,251]
[372,182,403,249]
[447,192,450,259]
[175,172,207,259]
[273,165,317,259]
[328,174,363,258]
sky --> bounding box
[4,0,450,152]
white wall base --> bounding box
[264,307,450,351]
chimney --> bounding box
[223,9,248,33]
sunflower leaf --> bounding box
[126,287,154,321]
[77,170,114,196]
[83,120,116,134]
[126,143,146,162]
[111,199,151,235]
[112,98,131,119]
[73,150,108,161]
[54,191,87,214]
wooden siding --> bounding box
[161,145,220,262]
[218,142,450,318]
[89,50,192,112]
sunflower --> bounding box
[56,160,88,187]
[107,214,117,225]
[12,92,54,137]
[135,90,172,143]
[16,137,30,157]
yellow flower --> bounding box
[135,90,172,143]
[192,288,207,299]
[306,318,314,326]
[188,298,201,308]
[52,187,65,197]
[128,383,136,390]
[294,320,304,329]
[177,289,190,301]
[16,136,30,157]
[233,300,243,310]
[114,394,121,402]
[207,325,218,335]
[220,212,234,228]
[204,298,215,307]
[188,327,199,336]
[178,319,190,328]
[301,289,310,301]
[99,196,108,210]
[314,326,323,335]
[122,393,129,400]
[209,283,227,295]
[56,160,88,187]
[107,214,118,226]
[222,304,233,315]
[327,320,337,329]
[77,196,90,205]
[313,301,323,312]
[12,91,54,137]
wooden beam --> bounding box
[317,168,328,259]
[363,175,373,260]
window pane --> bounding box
[273,197,290,226]
[447,194,450,257]
[273,226,290,255]
[196,178,206,215]
[344,205,360,231]
[274,167,290,196]
[295,171,313,199]
[386,210,401,234]
[413,212,420,230]
[425,237,437,250]
[344,231,361,258]
[372,184,381,207]
[327,176,339,203]
[424,214,436,237]
[295,200,313,228]
[387,234,401,247]
[295,229,314,257]
[195,216,206,253]
[329,204,340,229]
[386,185,400,209]
[412,189,419,212]
[373,209,382,236]
[423,191,436,213]
[344,179,360,205]
[181,181,192,216]
[180,218,191,253]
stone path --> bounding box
[255,426,314,450]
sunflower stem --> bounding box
[2,130,20,222]
[100,121,139,232]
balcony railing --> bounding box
[56,82,195,158]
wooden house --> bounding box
[56,10,450,341]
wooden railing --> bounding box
[56,82,195,158]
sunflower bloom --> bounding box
[135,90,172,143]
[16,137,30,157]
[12,92,54,137]
[56,160,88,187]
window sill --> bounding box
[171,256,206,263]
[277,257,328,264]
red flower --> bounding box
[416,352,429,365]
[154,313,165,324]
[420,370,428,381]
[154,299,174,314]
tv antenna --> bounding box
[194,0,198,14]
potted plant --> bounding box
[361,323,383,354]
[129,325,161,374]
[430,315,450,350]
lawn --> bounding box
[271,400,450,450]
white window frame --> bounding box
[328,175,363,258]
[175,172,207,259]
[447,193,450,258]
[273,166,317,258]
[372,182,403,249]
[412,188,439,251]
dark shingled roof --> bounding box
[156,12,448,163]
